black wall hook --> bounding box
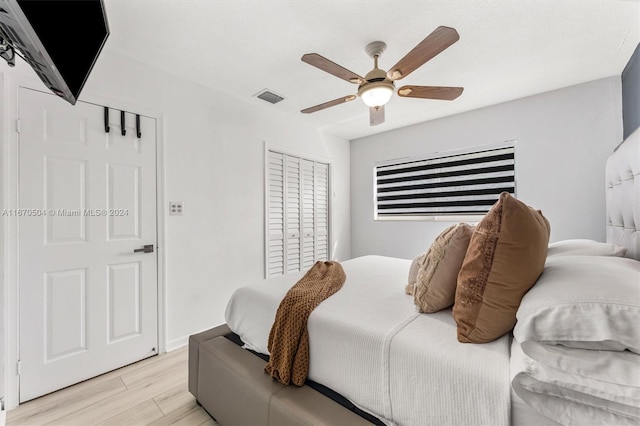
[136,114,142,138]
[104,107,110,133]
[120,110,126,136]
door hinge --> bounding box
[16,360,21,375]
[15,119,20,134]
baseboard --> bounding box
[166,324,227,353]
[165,335,189,352]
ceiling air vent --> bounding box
[255,89,285,104]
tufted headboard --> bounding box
[605,128,640,260]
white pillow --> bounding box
[511,338,640,426]
[521,340,640,387]
[547,239,627,257]
[514,255,640,353]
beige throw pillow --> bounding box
[405,253,426,295]
[413,223,474,313]
[454,192,550,343]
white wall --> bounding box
[350,77,623,260]
[0,50,351,356]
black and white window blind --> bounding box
[266,150,329,277]
[375,145,516,219]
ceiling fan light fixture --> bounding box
[359,81,395,107]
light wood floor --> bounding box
[7,347,218,426]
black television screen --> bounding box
[0,0,109,104]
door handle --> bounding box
[134,244,154,253]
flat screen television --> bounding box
[0,0,109,105]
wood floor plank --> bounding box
[7,369,128,421]
[96,400,164,426]
[91,354,162,384]
[10,351,161,422]
[119,350,186,389]
[198,417,218,426]
[151,382,196,416]
[5,347,218,426]
[44,375,188,425]
[147,404,211,426]
[7,377,127,425]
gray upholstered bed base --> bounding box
[188,324,372,425]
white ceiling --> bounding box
[102,0,640,141]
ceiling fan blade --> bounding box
[369,106,385,126]
[302,53,365,84]
[301,94,357,114]
[397,85,463,100]
[388,26,459,81]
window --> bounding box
[374,144,515,220]
[266,150,330,277]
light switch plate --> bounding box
[169,201,183,215]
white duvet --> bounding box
[511,339,640,426]
[225,255,511,426]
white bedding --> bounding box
[225,255,511,426]
[510,339,561,426]
[511,339,640,425]
[509,254,640,425]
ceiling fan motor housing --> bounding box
[363,67,389,83]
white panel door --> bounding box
[18,88,158,402]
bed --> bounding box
[189,128,639,425]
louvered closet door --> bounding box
[285,156,301,273]
[267,152,285,277]
[315,163,329,261]
[301,160,316,270]
[266,151,330,277]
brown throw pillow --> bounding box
[413,223,474,313]
[453,192,550,343]
[405,253,426,295]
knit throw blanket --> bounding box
[264,261,346,386]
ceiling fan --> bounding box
[300,26,463,126]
